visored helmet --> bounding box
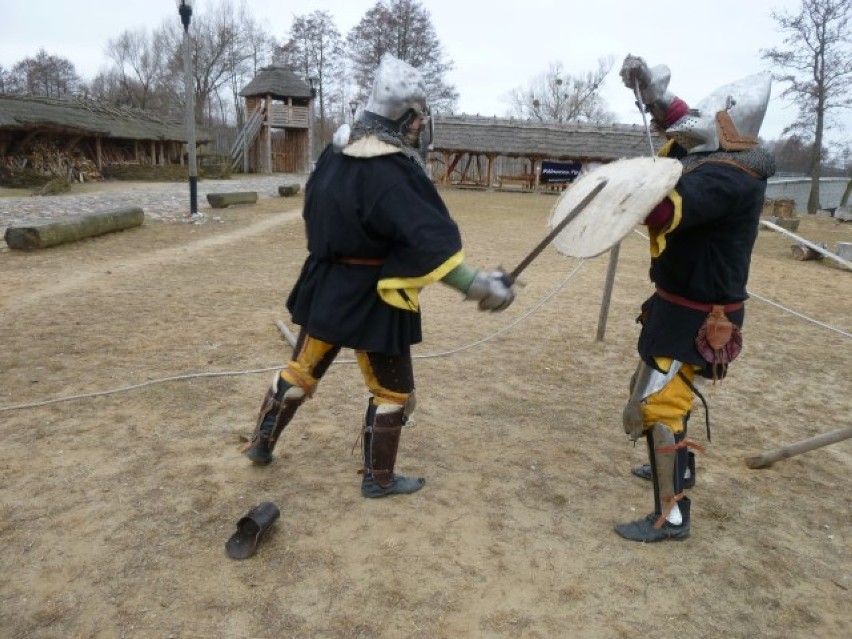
[666,73,771,153]
[362,53,433,155]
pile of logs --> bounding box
[2,140,101,185]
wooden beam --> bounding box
[760,219,852,271]
[745,426,852,469]
[96,137,103,171]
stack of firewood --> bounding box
[4,141,102,182]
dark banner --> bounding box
[540,160,582,184]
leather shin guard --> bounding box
[244,375,305,462]
[363,400,405,488]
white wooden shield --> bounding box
[547,157,683,258]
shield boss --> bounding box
[547,157,682,258]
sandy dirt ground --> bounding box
[0,185,850,639]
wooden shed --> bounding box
[231,65,314,174]
[430,115,666,190]
[0,94,207,182]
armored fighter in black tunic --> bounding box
[287,144,463,355]
[242,53,516,499]
[615,55,775,543]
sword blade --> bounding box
[507,178,607,282]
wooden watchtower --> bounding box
[230,65,314,174]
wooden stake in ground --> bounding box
[745,425,852,469]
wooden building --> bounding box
[231,66,314,174]
[0,94,207,181]
[430,115,665,190]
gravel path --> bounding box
[0,173,306,236]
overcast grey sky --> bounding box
[3,0,849,144]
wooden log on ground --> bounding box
[745,426,852,469]
[790,243,825,261]
[278,184,300,197]
[4,207,144,251]
[206,191,258,209]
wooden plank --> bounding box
[206,192,258,209]
[4,207,144,250]
[759,219,852,271]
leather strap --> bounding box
[655,287,744,313]
[337,256,384,266]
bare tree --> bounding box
[762,0,852,213]
[0,64,10,94]
[104,28,168,110]
[284,11,345,148]
[8,49,82,98]
[505,59,615,124]
[768,135,815,174]
[347,0,458,113]
[225,2,276,127]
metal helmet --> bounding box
[666,73,772,153]
[362,53,432,153]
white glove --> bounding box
[620,55,672,106]
[465,270,515,312]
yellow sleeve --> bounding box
[377,250,465,311]
[648,190,683,258]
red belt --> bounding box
[337,256,384,266]
[655,287,744,313]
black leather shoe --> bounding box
[361,474,425,498]
[614,513,690,542]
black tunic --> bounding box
[287,145,463,355]
[638,157,767,376]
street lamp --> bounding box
[349,100,359,124]
[177,1,198,217]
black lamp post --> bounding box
[349,100,359,124]
[177,1,198,216]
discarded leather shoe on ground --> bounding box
[361,474,425,498]
[225,501,280,559]
[614,513,690,542]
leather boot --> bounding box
[361,401,424,498]
[242,374,305,465]
[616,424,690,542]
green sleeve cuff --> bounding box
[441,262,478,293]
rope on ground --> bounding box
[0,261,587,414]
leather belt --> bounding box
[655,287,744,313]
[336,256,384,266]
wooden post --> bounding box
[596,243,621,342]
[95,137,103,171]
[265,94,272,174]
[486,153,495,189]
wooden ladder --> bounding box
[229,105,265,171]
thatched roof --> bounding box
[239,66,312,100]
[0,94,208,142]
[433,115,665,162]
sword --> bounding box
[502,178,607,284]
[634,77,656,159]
